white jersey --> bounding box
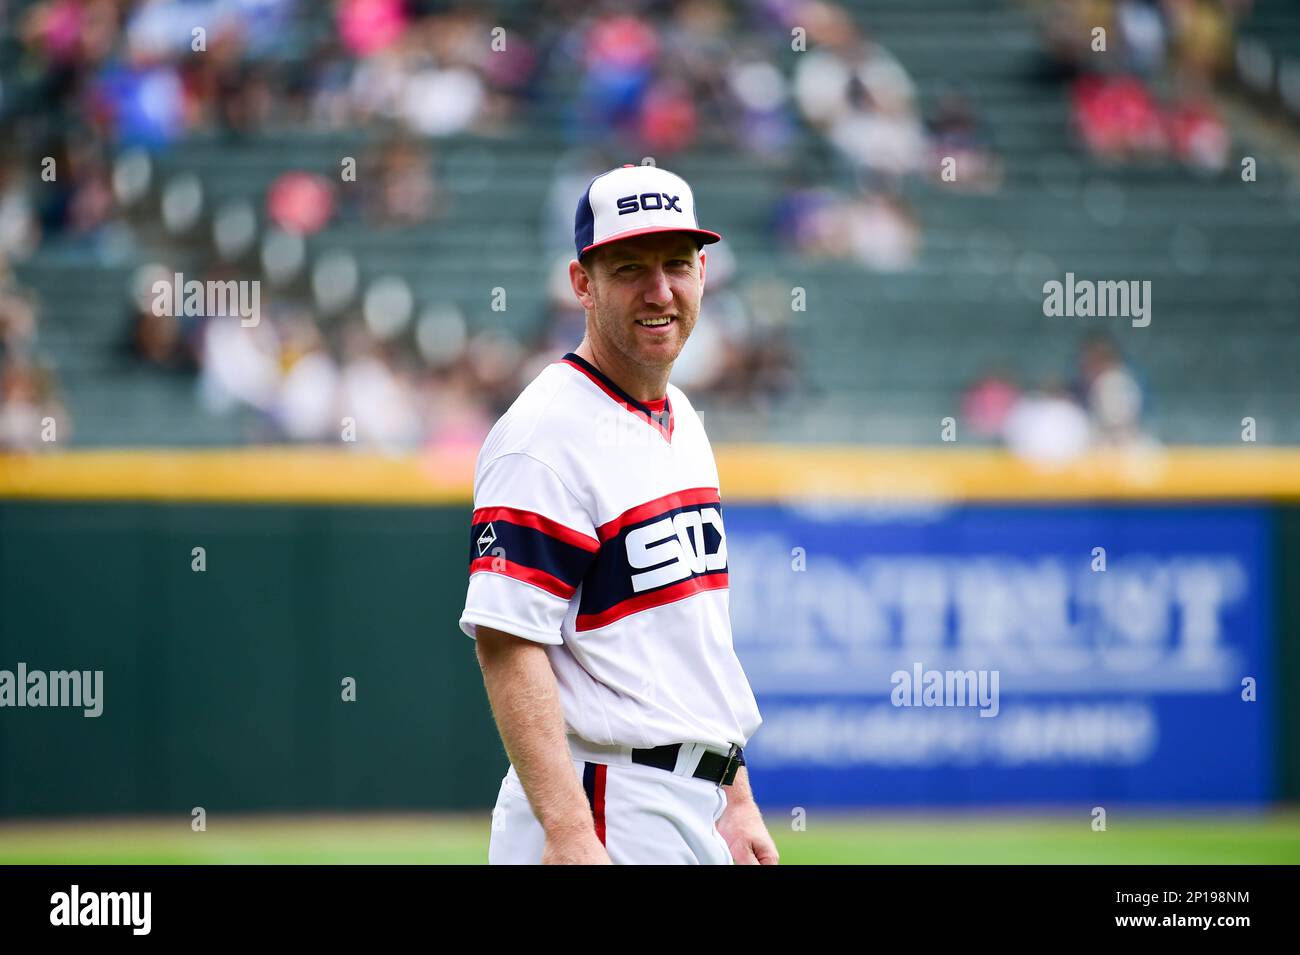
[458,352,762,752]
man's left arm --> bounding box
[717,765,779,865]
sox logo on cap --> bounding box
[574,164,723,260]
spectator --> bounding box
[961,368,1021,440]
[773,179,919,269]
[724,51,797,159]
[0,355,70,450]
[794,33,923,183]
[1116,0,1168,77]
[421,361,493,456]
[1072,74,1167,159]
[0,267,69,449]
[926,88,1002,192]
[364,139,441,227]
[570,12,660,146]
[0,164,41,259]
[267,171,337,235]
[1002,378,1092,465]
[337,0,408,58]
[275,315,341,442]
[1074,336,1150,448]
[844,193,919,270]
[1165,94,1229,172]
[1168,0,1234,83]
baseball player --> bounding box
[459,164,775,865]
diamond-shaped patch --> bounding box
[476,522,497,556]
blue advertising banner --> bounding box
[726,503,1274,807]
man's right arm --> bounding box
[475,625,611,864]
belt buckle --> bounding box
[718,744,742,786]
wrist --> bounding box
[721,791,757,814]
[541,812,597,839]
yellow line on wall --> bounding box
[0,449,473,504]
[716,446,1300,501]
[1,446,1298,503]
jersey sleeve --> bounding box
[458,451,600,645]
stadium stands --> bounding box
[3,0,1297,447]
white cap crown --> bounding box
[575,165,722,258]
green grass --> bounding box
[2,812,1298,864]
[778,814,1300,864]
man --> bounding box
[459,164,776,865]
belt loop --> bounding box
[672,742,702,777]
[568,734,634,766]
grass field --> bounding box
[3,811,1299,864]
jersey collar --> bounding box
[560,352,675,443]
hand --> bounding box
[541,826,613,865]
[716,799,779,865]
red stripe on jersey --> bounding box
[472,506,600,553]
[468,556,577,599]
[592,764,607,846]
[559,358,674,442]
[574,572,729,631]
[597,487,721,542]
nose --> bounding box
[642,265,673,308]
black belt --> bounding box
[631,743,745,785]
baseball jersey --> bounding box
[458,352,762,752]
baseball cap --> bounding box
[574,164,722,260]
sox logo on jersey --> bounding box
[477,502,726,597]
[469,489,728,632]
[625,506,726,592]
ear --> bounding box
[569,258,596,311]
[698,249,707,292]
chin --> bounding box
[633,339,684,365]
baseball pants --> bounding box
[488,741,733,865]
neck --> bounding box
[574,337,670,404]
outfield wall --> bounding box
[0,449,1296,816]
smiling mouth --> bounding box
[635,316,675,327]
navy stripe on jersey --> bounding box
[468,507,598,600]
[576,490,728,630]
[582,762,607,845]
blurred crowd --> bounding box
[1037,0,1252,171]
[120,252,798,453]
[960,335,1154,463]
[0,266,69,448]
[0,0,915,450]
[0,0,1266,449]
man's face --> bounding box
[570,231,707,372]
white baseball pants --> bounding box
[488,738,733,865]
